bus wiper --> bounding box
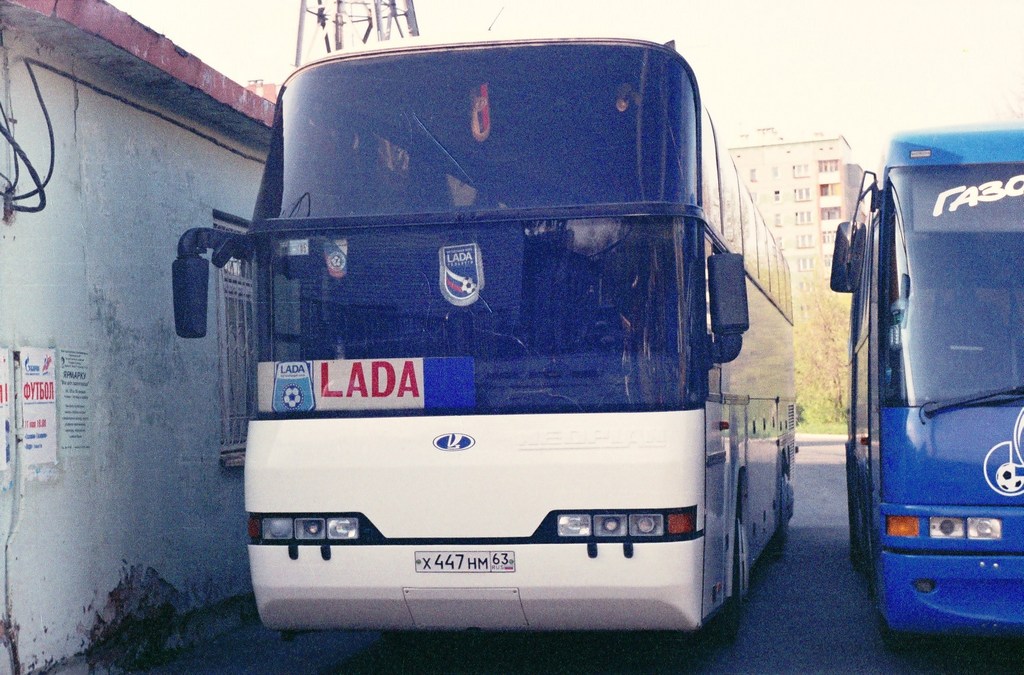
[920,384,1024,419]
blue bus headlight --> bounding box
[929,517,965,538]
[967,517,1002,540]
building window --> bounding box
[797,234,815,248]
[821,207,841,220]
[793,164,810,178]
[823,230,836,245]
[749,168,758,183]
[819,183,837,196]
[214,211,255,467]
[773,213,782,227]
[794,187,811,201]
[818,159,839,172]
[795,211,813,224]
[824,254,833,269]
[771,166,780,179]
[797,257,815,272]
[773,190,782,203]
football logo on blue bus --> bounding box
[983,408,1024,497]
[439,243,484,307]
[433,433,475,451]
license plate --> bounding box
[415,551,516,573]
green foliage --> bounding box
[794,283,850,427]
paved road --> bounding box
[140,435,1024,674]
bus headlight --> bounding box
[594,514,627,537]
[295,517,326,540]
[967,517,1002,540]
[557,514,592,537]
[327,517,360,540]
[630,514,665,537]
[929,517,965,539]
[262,517,294,540]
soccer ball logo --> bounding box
[459,277,476,294]
[282,385,303,409]
[997,462,1024,493]
[984,408,1024,497]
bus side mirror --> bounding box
[708,252,749,364]
[172,254,210,338]
[830,221,854,292]
[830,221,866,293]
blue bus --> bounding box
[172,36,794,637]
[831,121,1024,639]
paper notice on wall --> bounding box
[59,349,91,456]
[18,347,57,466]
[0,348,11,472]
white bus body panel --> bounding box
[245,409,708,631]
[250,541,703,631]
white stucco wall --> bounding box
[0,29,266,673]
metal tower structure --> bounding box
[295,0,420,66]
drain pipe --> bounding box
[2,351,23,675]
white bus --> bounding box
[173,36,795,636]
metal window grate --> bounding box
[215,216,255,466]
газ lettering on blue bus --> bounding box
[171,35,795,640]
[831,121,1024,642]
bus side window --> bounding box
[700,110,723,238]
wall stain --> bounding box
[87,565,184,670]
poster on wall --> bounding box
[0,348,11,472]
[18,347,57,466]
[59,349,91,456]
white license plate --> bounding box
[415,551,516,573]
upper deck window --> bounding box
[256,42,696,220]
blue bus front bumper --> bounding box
[881,551,1024,635]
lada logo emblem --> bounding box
[433,433,475,451]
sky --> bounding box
[107,0,1024,170]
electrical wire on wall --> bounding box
[0,61,55,222]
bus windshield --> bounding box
[265,217,685,416]
[256,42,694,220]
[883,163,1024,406]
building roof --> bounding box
[0,0,275,149]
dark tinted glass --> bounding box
[883,164,1024,405]
[268,217,683,415]
[257,42,695,220]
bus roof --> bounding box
[287,34,682,86]
[885,121,1024,169]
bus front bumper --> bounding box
[250,539,705,632]
[881,551,1024,635]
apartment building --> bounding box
[729,131,863,316]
